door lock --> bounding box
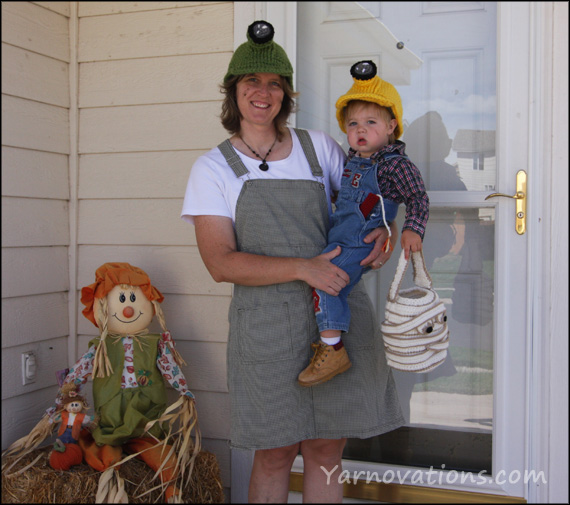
[485,170,527,235]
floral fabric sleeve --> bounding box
[156,332,194,399]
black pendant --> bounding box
[259,162,269,171]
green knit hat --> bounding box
[224,20,294,89]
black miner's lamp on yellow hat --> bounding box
[336,60,404,139]
[224,20,294,89]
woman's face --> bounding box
[236,73,284,129]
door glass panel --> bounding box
[297,1,496,475]
[347,205,494,473]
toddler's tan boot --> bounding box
[298,341,351,387]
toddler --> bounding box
[298,60,429,387]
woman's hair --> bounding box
[342,100,397,144]
[220,75,299,140]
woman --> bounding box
[181,21,404,503]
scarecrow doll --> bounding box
[3,263,200,503]
[48,383,95,471]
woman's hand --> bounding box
[360,222,398,269]
[301,246,350,296]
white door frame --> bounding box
[230,2,567,503]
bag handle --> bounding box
[388,249,433,302]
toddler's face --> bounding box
[345,103,397,157]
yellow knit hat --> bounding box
[336,61,403,139]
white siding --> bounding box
[75,0,233,497]
[2,1,234,498]
[1,0,71,450]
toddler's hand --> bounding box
[401,230,422,260]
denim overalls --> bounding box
[314,153,402,333]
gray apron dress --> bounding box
[218,128,404,450]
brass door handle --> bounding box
[485,170,527,235]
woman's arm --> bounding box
[194,215,350,296]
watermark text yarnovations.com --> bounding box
[321,464,547,486]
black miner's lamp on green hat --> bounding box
[224,20,294,89]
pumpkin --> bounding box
[49,442,83,470]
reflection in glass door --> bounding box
[297,1,497,476]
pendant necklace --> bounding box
[239,134,278,171]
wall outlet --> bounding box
[22,351,37,385]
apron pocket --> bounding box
[237,302,294,364]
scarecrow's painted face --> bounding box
[99,284,155,334]
[65,400,84,414]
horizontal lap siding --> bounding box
[1,293,69,348]
[1,2,69,61]
[76,1,234,494]
[2,44,69,107]
[2,147,69,199]
[1,0,71,451]
[1,1,234,493]
[78,150,207,198]
[79,52,232,107]
[76,245,230,296]
[78,3,232,61]
[2,198,69,247]
[79,102,227,152]
[2,96,69,154]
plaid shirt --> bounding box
[347,140,429,238]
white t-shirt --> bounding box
[181,128,346,226]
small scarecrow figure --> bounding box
[3,262,200,503]
[48,383,95,471]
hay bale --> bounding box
[2,446,224,503]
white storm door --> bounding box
[290,2,536,501]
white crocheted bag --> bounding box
[381,249,449,372]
